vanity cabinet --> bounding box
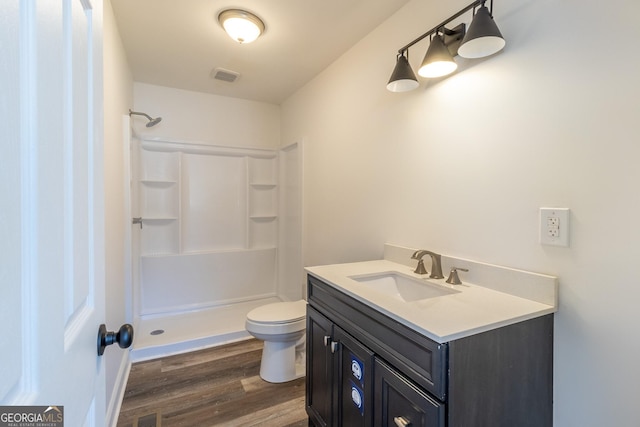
[306,274,553,427]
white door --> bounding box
[0,1,106,426]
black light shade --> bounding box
[418,35,457,78]
[387,54,419,92]
[387,0,507,92]
[458,6,505,58]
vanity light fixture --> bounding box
[418,31,458,78]
[218,9,265,44]
[457,4,505,58]
[387,0,505,92]
[387,52,419,92]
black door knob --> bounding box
[97,323,134,356]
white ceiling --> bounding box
[111,0,410,105]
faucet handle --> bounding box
[446,267,469,285]
[414,259,428,275]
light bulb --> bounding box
[218,10,265,44]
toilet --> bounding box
[245,300,307,383]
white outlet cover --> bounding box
[539,207,570,247]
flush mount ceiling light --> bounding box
[218,9,265,44]
[387,0,505,92]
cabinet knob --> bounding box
[394,416,411,427]
[323,335,331,346]
[330,341,339,353]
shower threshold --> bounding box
[131,297,281,361]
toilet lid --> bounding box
[247,300,307,324]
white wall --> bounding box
[282,0,640,425]
[132,83,280,149]
[103,0,133,423]
[278,142,304,300]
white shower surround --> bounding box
[130,136,302,358]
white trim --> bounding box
[18,0,38,403]
[123,115,134,323]
[106,351,131,427]
[140,136,277,157]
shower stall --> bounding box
[128,130,303,360]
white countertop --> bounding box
[306,255,558,343]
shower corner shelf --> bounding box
[249,182,277,189]
[249,215,277,221]
[140,179,177,187]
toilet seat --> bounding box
[247,300,306,324]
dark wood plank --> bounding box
[117,339,307,427]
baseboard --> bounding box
[106,350,132,427]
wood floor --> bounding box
[117,339,308,427]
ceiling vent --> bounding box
[211,67,240,83]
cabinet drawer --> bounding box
[374,358,445,427]
[308,275,447,400]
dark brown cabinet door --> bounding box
[306,306,333,426]
[334,326,375,427]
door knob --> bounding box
[97,324,134,356]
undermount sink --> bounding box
[349,271,459,302]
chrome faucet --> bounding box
[411,250,444,279]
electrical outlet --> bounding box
[540,208,570,247]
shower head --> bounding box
[129,109,162,127]
[146,116,162,127]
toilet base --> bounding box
[259,338,306,383]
